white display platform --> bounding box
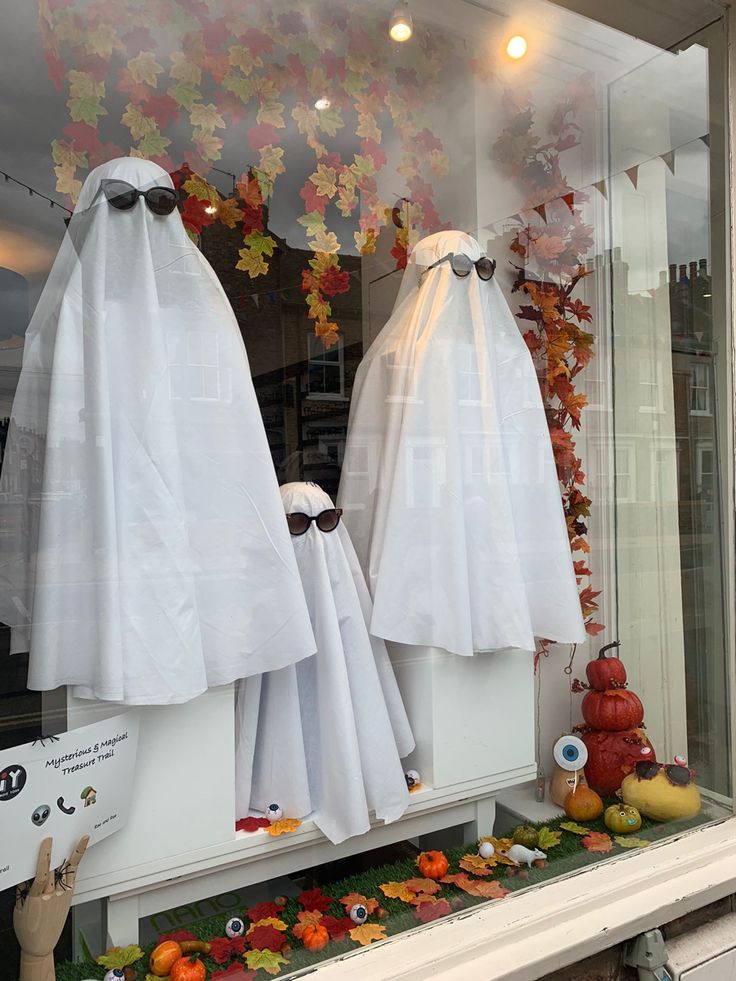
[68,646,536,945]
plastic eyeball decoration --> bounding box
[266,803,283,822]
[404,769,421,789]
[478,841,495,860]
[104,971,126,981]
[225,916,246,939]
[349,903,369,924]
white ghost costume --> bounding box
[338,230,586,657]
[0,157,315,704]
[235,481,414,845]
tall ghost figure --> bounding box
[0,157,315,704]
[338,230,586,657]
[235,482,414,845]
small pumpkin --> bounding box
[150,940,182,977]
[302,922,330,951]
[564,784,604,821]
[417,850,449,880]
[582,688,644,732]
[170,955,206,981]
[512,825,539,848]
[586,642,627,691]
[604,804,642,834]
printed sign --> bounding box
[0,712,139,890]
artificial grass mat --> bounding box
[55,802,716,981]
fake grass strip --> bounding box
[54,804,715,981]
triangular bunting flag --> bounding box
[625,166,639,189]
[592,180,608,200]
[252,294,260,308]
[511,213,524,225]
[532,203,547,223]
[700,133,710,148]
[562,192,575,213]
[660,150,676,174]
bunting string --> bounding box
[0,169,74,214]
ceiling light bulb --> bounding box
[389,2,413,42]
[506,35,528,59]
[314,97,331,111]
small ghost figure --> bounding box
[225,916,246,939]
[266,803,283,822]
[350,903,369,924]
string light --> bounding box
[0,170,73,214]
[389,2,413,42]
[314,97,331,111]
[506,35,528,59]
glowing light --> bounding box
[389,3,413,42]
[314,97,331,111]
[205,205,217,214]
[506,35,528,59]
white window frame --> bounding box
[690,361,712,416]
[306,332,346,400]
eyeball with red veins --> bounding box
[478,841,495,860]
[349,903,369,924]
[104,971,126,981]
[674,755,687,767]
[266,803,283,822]
[225,916,246,939]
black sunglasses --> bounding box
[426,252,496,281]
[634,760,692,786]
[287,508,343,536]
[99,179,179,216]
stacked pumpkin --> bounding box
[576,643,656,796]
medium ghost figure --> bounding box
[0,157,315,704]
[338,230,586,657]
[235,482,415,845]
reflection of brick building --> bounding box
[200,216,363,497]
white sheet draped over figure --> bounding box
[338,230,586,657]
[0,157,315,704]
[235,482,414,845]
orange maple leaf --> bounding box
[349,924,387,946]
[379,881,414,903]
[267,818,301,837]
[581,832,613,853]
[292,910,323,940]
[339,893,378,914]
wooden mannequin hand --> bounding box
[14,835,89,981]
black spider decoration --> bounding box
[32,735,61,747]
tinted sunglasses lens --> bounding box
[450,254,473,277]
[476,257,496,281]
[666,765,690,785]
[103,181,138,210]
[146,187,178,216]
[286,513,311,536]
[316,509,341,533]
[635,761,660,780]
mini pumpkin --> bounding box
[586,642,627,691]
[604,804,642,834]
[564,784,604,821]
[417,850,449,880]
[170,954,206,981]
[150,939,182,977]
[512,825,539,849]
[302,922,330,951]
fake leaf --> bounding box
[614,836,651,849]
[537,827,562,850]
[459,854,497,876]
[297,887,332,912]
[415,898,452,923]
[218,198,244,229]
[243,948,288,975]
[404,878,441,896]
[340,892,378,914]
[560,822,589,836]
[267,818,301,837]
[292,910,323,940]
[349,924,387,946]
[246,925,286,952]
[237,816,270,833]
[97,945,144,968]
[248,917,287,933]
[379,881,414,903]
[581,832,613,854]
[236,248,269,279]
[441,874,509,898]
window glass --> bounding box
[0,1,730,979]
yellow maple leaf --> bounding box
[258,144,286,183]
[309,164,338,199]
[310,229,340,254]
[292,103,319,139]
[379,881,414,903]
[227,45,263,74]
[182,174,220,206]
[243,949,288,975]
[306,293,332,322]
[309,251,339,276]
[257,99,285,128]
[355,229,377,255]
[459,854,498,876]
[247,917,288,934]
[121,103,156,140]
[190,102,225,133]
[127,51,163,87]
[194,131,224,161]
[356,112,381,143]
[404,878,441,896]
[349,924,387,946]
[267,818,301,837]
[54,165,82,201]
[237,248,269,279]
[84,24,119,59]
[68,70,104,100]
[170,51,201,86]
[218,198,244,229]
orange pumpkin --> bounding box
[150,939,182,976]
[302,922,330,951]
[417,850,449,880]
[170,954,206,981]
[564,785,604,821]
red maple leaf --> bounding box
[236,817,270,833]
[299,180,329,215]
[320,267,351,297]
[144,94,180,129]
[209,936,246,964]
[247,124,280,151]
[298,888,333,913]
[247,925,287,952]
[414,899,452,923]
[321,915,353,940]
[157,929,196,943]
[245,900,284,922]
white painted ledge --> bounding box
[310,816,736,981]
